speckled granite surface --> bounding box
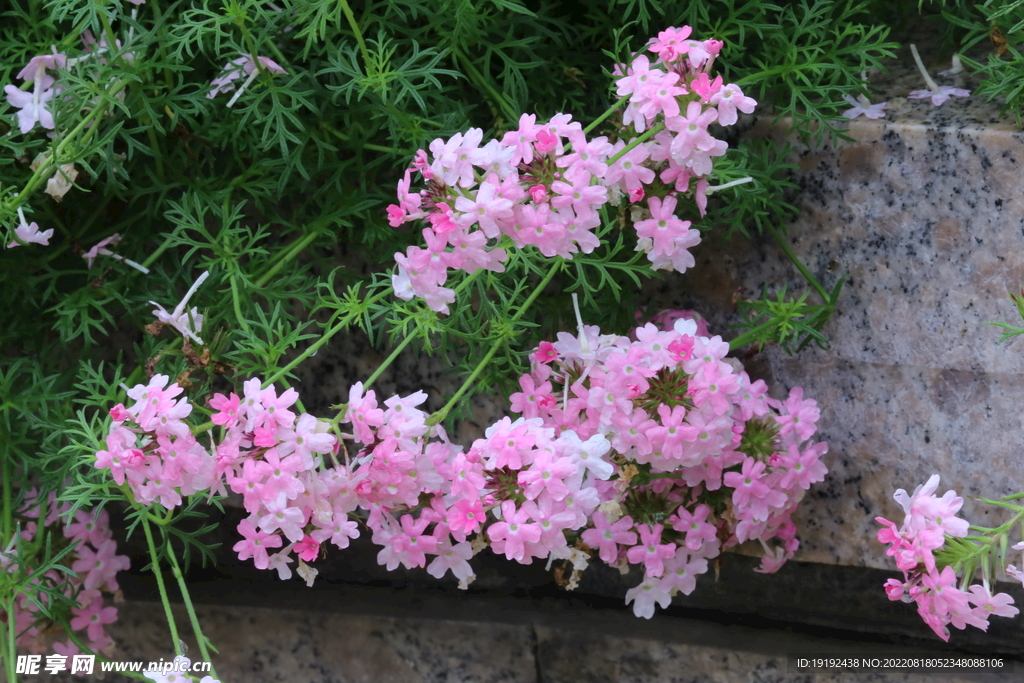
[20,596,1013,683]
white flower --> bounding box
[150,271,210,344]
[625,577,672,619]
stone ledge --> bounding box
[23,589,1018,683]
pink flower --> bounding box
[500,113,539,166]
[582,512,636,563]
[908,86,970,107]
[392,514,438,568]
[454,178,514,238]
[447,498,485,536]
[626,524,676,577]
[648,26,693,62]
[70,592,117,642]
[634,195,692,258]
[488,501,542,563]
[671,504,716,551]
[210,392,242,429]
[967,585,1019,619]
[233,518,283,569]
[427,537,474,580]
[659,551,707,594]
[293,535,320,562]
[5,52,65,134]
[82,232,150,273]
[82,233,121,268]
[841,94,887,120]
[7,208,53,248]
[708,83,756,125]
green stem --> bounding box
[230,273,251,334]
[583,95,629,135]
[425,257,563,426]
[767,224,830,302]
[339,0,371,68]
[264,319,346,388]
[146,124,166,182]
[453,48,519,124]
[254,231,319,289]
[165,549,219,680]
[3,596,16,683]
[99,13,121,65]
[363,334,415,392]
[728,319,778,350]
[2,444,11,543]
[607,123,664,165]
[141,233,177,269]
[141,515,183,656]
[322,124,413,155]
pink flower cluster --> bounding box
[96,374,344,577]
[95,313,826,619]
[3,491,128,658]
[512,311,827,616]
[386,26,757,313]
[876,475,1018,641]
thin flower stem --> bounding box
[339,0,371,69]
[165,549,219,680]
[254,231,320,289]
[141,515,183,657]
[909,44,940,95]
[1,445,11,543]
[454,48,519,124]
[330,268,488,426]
[263,320,347,388]
[99,13,121,65]
[142,233,177,269]
[230,273,252,334]
[362,333,416,393]
[767,224,830,302]
[3,596,16,683]
[584,95,630,135]
[426,257,563,426]
[607,123,664,165]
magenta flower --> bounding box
[293,535,320,562]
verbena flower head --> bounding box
[386,26,755,314]
[877,475,1017,641]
